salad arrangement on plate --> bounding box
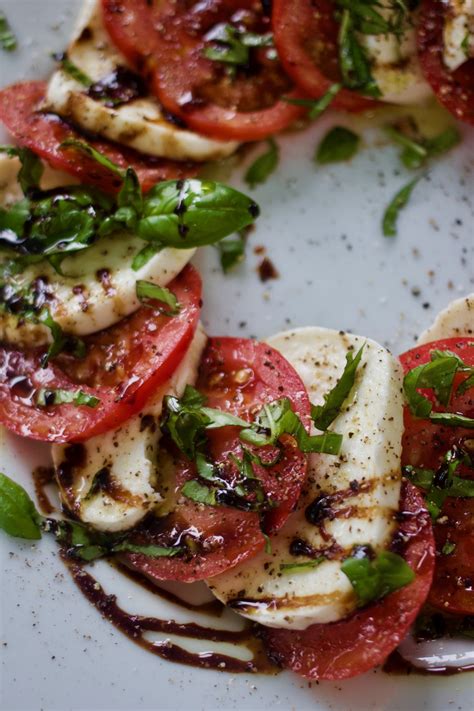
[0,0,473,682]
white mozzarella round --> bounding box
[44,0,238,162]
[359,3,432,105]
[0,155,195,348]
[443,1,474,71]
[208,327,404,630]
[51,324,207,533]
[417,293,474,344]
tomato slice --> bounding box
[272,0,377,112]
[260,481,435,680]
[400,337,474,614]
[122,337,311,582]
[102,0,306,141]
[0,81,197,193]
[0,265,202,443]
[418,0,474,124]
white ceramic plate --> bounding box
[1,2,473,709]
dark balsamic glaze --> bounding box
[63,554,276,675]
[87,66,147,107]
[32,467,56,515]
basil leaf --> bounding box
[312,345,364,431]
[245,139,279,188]
[118,167,142,215]
[429,412,474,428]
[136,280,181,315]
[403,349,474,422]
[111,542,183,557]
[425,126,461,157]
[263,533,272,555]
[403,446,474,520]
[382,177,419,237]
[282,83,342,120]
[36,388,100,408]
[279,559,324,574]
[52,52,92,87]
[138,179,259,248]
[0,11,16,51]
[200,407,249,430]
[442,540,456,556]
[240,398,343,455]
[0,472,42,540]
[36,308,86,367]
[316,127,360,164]
[341,549,415,607]
[217,234,246,273]
[458,372,474,395]
[0,145,44,193]
[181,480,217,506]
[204,23,273,68]
[386,124,461,170]
[338,9,381,98]
[60,139,125,178]
[132,243,162,272]
[385,126,428,170]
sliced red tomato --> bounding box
[0,265,201,443]
[400,337,474,614]
[123,337,311,582]
[418,0,474,124]
[102,0,306,141]
[0,81,197,193]
[260,481,435,680]
[272,0,377,112]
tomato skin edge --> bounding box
[260,481,435,681]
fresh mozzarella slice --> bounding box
[359,3,431,105]
[52,324,207,533]
[417,293,474,344]
[44,0,238,162]
[443,1,474,71]
[0,155,194,348]
[208,327,404,630]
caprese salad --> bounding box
[0,0,473,684]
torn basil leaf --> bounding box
[341,548,415,607]
[245,139,279,188]
[312,345,364,431]
[386,123,461,170]
[60,138,125,177]
[36,388,100,408]
[181,479,218,506]
[382,177,419,237]
[316,127,360,165]
[111,542,183,557]
[132,244,162,272]
[403,445,474,520]
[0,145,44,193]
[0,472,43,540]
[36,308,86,367]
[217,234,246,273]
[283,83,342,120]
[337,8,381,98]
[403,349,474,425]
[279,559,324,574]
[240,398,343,455]
[136,280,181,316]
[52,52,93,87]
[0,11,16,51]
[204,23,273,69]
